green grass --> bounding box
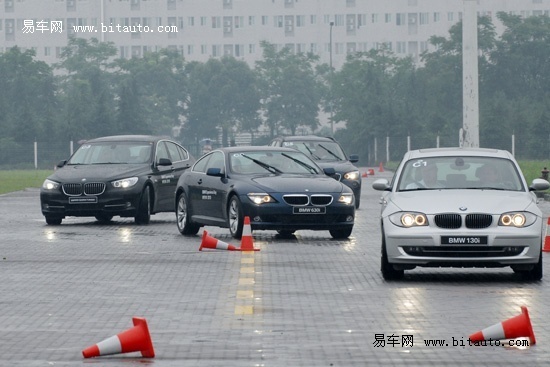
[0,170,53,195]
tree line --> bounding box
[1,12,549,164]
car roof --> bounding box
[82,135,171,143]
[275,135,336,143]
[403,147,514,160]
[214,146,300,154]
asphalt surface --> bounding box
[2,169,550,366]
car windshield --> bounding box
[230,150,321,175]
[68,142,153,165]
[396,156,524,192]
[282,141,346,161]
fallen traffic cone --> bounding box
[367,168,375,176]
[239,216,259,251]
[361,171,368,178]
[378,162,384,172]
[543,217,550,252]
[82,317,155,358]
[469,306,536,345]
[199,230,237,251]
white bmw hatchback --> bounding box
[372,148,550,280]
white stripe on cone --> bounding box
[97,335,122,356]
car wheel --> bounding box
[381,234,404,280]
[329,227,353,239]
[228,195,244,239]
[355,197,361,209]
[135,187,151,225]
[277,230,296,237]
[176,191,200,235]
[95,214,113,223]
[45,215,62,225]
[514,249,543,281]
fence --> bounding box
[1,133,549,170]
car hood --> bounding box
[48,164,149,182]
[388,190,539,214]
[250,175,345,193]
[314,160,357,173]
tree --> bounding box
[255,41,322,136]
[0,47,57,142]
[185,57,260,146]
[56,37,117,140]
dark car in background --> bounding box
[40,135,195,225]
[269,135,362,208]
[175,146,355,239]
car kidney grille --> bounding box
[62,183,82,196]
[84,182,106,195]
[434,214,462,229]
[310,195,333,206]
[283,195,309,206]
[465,214,492,229]
[62,183,105,196]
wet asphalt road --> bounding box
[2,170,550,366]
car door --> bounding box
[187,151,227,224]
[152,141,178,211]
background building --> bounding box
[2,0,550,68]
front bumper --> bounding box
[240,195,355,231]
[40,186,143,218]
[382,217,543,268]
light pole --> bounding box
[329,21,334,135]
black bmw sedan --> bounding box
[40,135,195,225]
[175,146,355,239]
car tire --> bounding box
[135,187,151,225]
[329,227,353,239]
[95,214,113,223]
[228,195,244,239]
[514,248,543,281]
[176,191,200,235]
[45,215,62,225]
[355,197,360,209]
[277,230,296,238]
[381,234,404,280]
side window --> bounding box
[165,141,183,162]
[206,152,225,170]
[156,142,170,163]
[177,145,189,160]
[192,154,211,173]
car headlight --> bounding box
[338,193,354,205]
[247,193,277,205]
[42,179,60,190]
[389,212,429,227]
[499,212,537,227]
[111,177,139,188]
[343,170,360,181]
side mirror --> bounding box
[529,178,550,192]
[206,167,225,177]
[56,160,67,168]
[372,178,391,191]
[157,158,172,166]
[323,167,336,176]
[348,154,359,163]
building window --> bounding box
[448,12,454,22]
[188,17,194,26]
[212,16,221,28]
[419,12,429,25]
[385,13,392,23]
[201,44,208,54]
[371,13,378,23]
[357,14,366,28]
[433,12,440,22]
[262,16,268,25]
[274,15,283,28]
[296,15,305,27]
[249,16,255,26]
[201,17,207,26]
[310,15,317,24]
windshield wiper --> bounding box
[281,153,318,173]
[241,154,282,174]
[302,144,322,160]
[317,144,341,160]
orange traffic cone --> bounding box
[361,171,368,178]
[82,317,155,358]
[378,162,384,172]
[199,230,237,251]
[543,217,550,252]
[239,216,259,251]
[368,168,375,176]
[469,306,536,345]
